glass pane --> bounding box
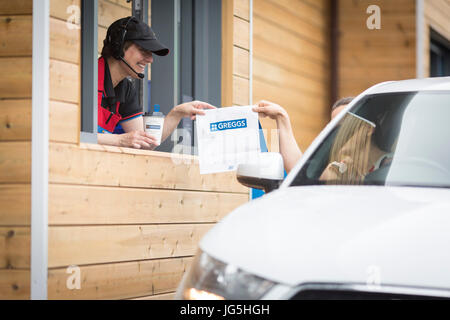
[291,92,450,188]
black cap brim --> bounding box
[132,39,169,56]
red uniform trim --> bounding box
[98,57,122,133]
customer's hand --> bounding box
[252,100,288,121]
[173,100,216,120]
[118,131,159,149]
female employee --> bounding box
[98,16,214,149]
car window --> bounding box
[290,91,450,188]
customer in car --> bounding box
[320,110,396,184]
[252,97,354,173]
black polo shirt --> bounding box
[101,57,143,125]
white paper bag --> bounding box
[196,106,260,174]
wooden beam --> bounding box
[0,16,32,57]
[0,227,30,269]
[49,184,248,225]
[0,99,31,141]
[49,59,80,104]
[0,1,33,15]
[0,58,32,99]
[49,101,79,144]
[0,142,31,183]
[48,224,212,267]
[0,184,30,226]
[47,257,192,299]
[49,142,248,193]
[0,270,30,300]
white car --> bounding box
[176,77,450,300]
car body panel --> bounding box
[200,186,450,290]
[185,77,450,299]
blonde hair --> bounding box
[327,113,375,184]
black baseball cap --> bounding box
[110,16,169,56]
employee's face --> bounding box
[123,43,153,78]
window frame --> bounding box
[80,0,98,143]
[430,28,450,77]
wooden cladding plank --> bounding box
[339,66,415,81]
[48,224,211,267]
[270,0,329,30]
[303,0,328,12]
[0,16,32,57]
[234,0,249,21]
[252,78,329,119]
[0,227,30,269]
[339,48,415,67]
[0,99,31,141]
[0,142,30,183]
[425,0,450,40]
[50,101,79,144]
[50,0,81,23]
[131,292,176,300]
[0,1,32,15]
[50,17,81,64]
[0,99,77,144]
[232,75,249,106]
[0,184,30,226]
[253,37,328,83]
[253,16,328,65]
[105,0,133,10]
[233,16,249,49]
[50,59,80,104]
[98,0,131,29]
[0,57,31,99]
[253,0,327,47]
[233,46,249,79]
[0,270,29,300]
[49,184,248,225]
[339,16,415,32]
[49,142,248,193]
[337,0,416,98]
[48,257,192,300]
[253,57,326,96]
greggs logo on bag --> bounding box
[210,118,247,132]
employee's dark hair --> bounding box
[101,40,133,59]
[331,96,354,111]
[101,16,137,59]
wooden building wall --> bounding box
[421,0,450,77]
[45,0,248,300]
[1,0,249,300]
[0,0,33,299]
[252,0,331,151]
[222,0,251,107]
[337,0,417,97]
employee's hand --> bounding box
[173,100,216,120]
[252,100,288,121]
[118,131,159,149]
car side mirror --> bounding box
[236,152,285,193]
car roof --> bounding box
[366,76,450,94]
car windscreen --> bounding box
[290,91,450,188]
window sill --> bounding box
[79,142,198,162]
